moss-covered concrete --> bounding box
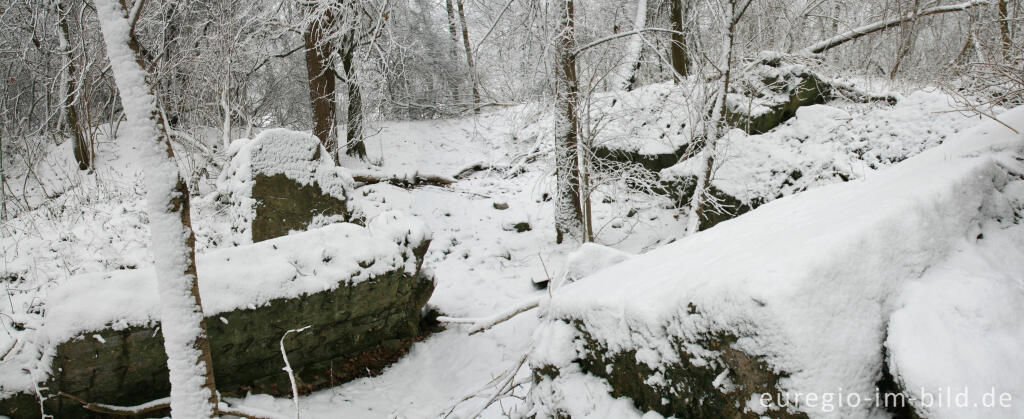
[251,173,349,242]
[534,311,808,419]
[0,269,433,418]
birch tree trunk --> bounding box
[554,0,584,244]
[56,0,90,171]
[94,0,218,416]
[619,0,648,91]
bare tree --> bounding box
[670,0,691,81]
[998,0,1012,59]
[303,5,339,157]
[93,0,218,416]
[455,0,481,112]
[554,0,586,244]
[687,0,751,235]
[618,0,648,91]
[55,0,91,171]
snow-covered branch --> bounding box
[802,0,989,54]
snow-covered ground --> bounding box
[1,85,1017,418]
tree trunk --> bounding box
[220,76,231,148]
[304,8,339,157]
[554,0,584,244]
[94,0,218,416]
[669,0,689,81]
[455,0,481,113]
[890,0,921,79]
[999,0,1012,60]
[341,37,367,159]
[56,0,90,171]
[619,0,648,91]
[444,0,462,105]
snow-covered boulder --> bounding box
[0,216,434,418]
[217,128,355,244]
[660,92,984,230]
[590,55,894,175]
[528,107,1024,418]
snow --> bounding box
[217,128,354,244]
[663,90,986,206]
[887,222,1024,419]
[94,0,217,414]
[0,220,428,399]
[3,74,1019,418]
[533,106,1024,418]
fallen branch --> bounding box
[801,1,989,54]
[58,393,171,416]
[437,296,542,336]
[453,162,495,179]
[351,171,455,188]
[58,392,290,419]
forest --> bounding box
[1,0,1023,418]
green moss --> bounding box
[538,313,808,419]
[0,270,434,418]
[250,173,349,242]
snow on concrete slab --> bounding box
[0,216,429,398]
[532,106,1024,418]
[887,221,1024,419]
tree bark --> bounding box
[669,0,689,81]
[94,0,218,416]
[56,0,90,171]
[455,0,481,112]
[999,0,1012,60]
[444,0,462,104]
[303,8,339,156]
[341,35,367,159]
[554,0,584,244]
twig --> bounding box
[281,325,312,419]
[59,393,170,416]
[437,296,541,335]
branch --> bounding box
[59,393,171,416]
[437,296,542,335]
[351,170,456,187]
[572,27,687,58]
[280,326,311,419]
[801,0,989,54]
[58,392,289,419]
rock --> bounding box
[493,202,510,210]
[0,222,434,418]
[217,129,355,243]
